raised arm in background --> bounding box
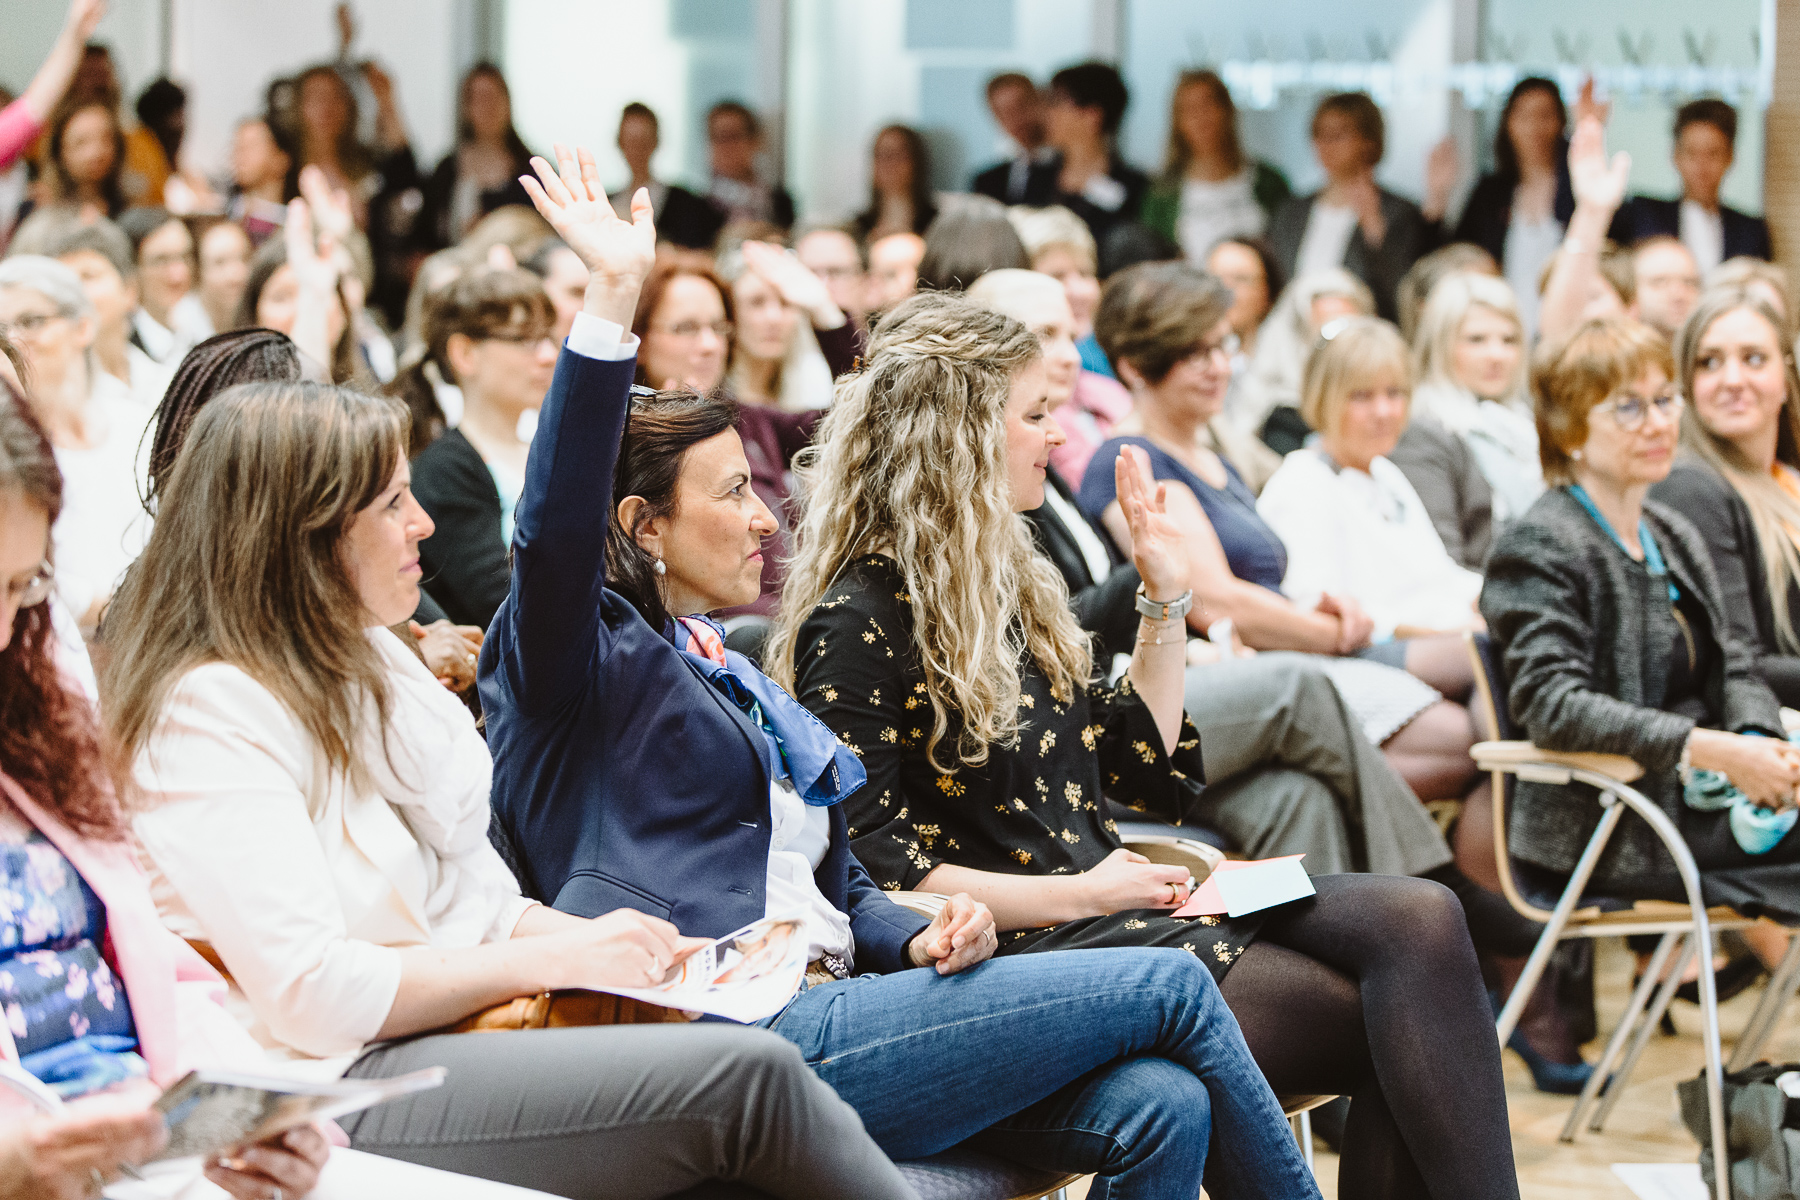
[1537,111,1631,347]
[0,0,106,171]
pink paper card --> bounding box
[1173,854,1309,918]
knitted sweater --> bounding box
[1480,487,1781,886]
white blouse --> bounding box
[133,628,535,1074]
[1257,449,1483,640]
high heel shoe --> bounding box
[1506,1029,1595,1095]
[1673,956,1765,1006]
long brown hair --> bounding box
[101,381,409,801]
[1159,70,1244,185]
[1676,287,1800,650]
[43,99,127,215]
[0,376,120,837]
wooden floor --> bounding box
[1069,937,1795,1199]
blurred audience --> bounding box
[970,72,1050,205]
[417,62,532,252]
[1142,70,1291,266]
[853,124,937,242]
[1022,63,1148,247]
[118,206,206,364]
[606,101,723,252]
[865,229,924,312]
[916,195,1027,292]
[1611,99,1770,272]
[793,224,868,330]
[706,100,794,231]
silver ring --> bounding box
[466,653,477,667]
[91,1168,106,1197]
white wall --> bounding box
[171,0,466,183]
[0,0,166,111]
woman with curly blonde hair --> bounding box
[777,290,1520,1200]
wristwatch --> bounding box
[1134,584,1194,623]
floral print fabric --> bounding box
[0,825,143,1097]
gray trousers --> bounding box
[1181,653,1453,877]
[340,1023,917,1200]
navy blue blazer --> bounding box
[479,343,929,976]
[1608,196,1772,261]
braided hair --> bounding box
[146,329,302,512]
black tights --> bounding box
[1217,875,1519,1200]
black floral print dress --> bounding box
[794,555,1260,980]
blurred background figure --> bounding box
[970,72,1049,205]
[705,99,793,232]
[607,101,723,251]
[852,123,936,243]
[417,62,532,252]
[1141,70,1290,267]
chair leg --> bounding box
[1589,936,1696,1133]
[1559,932,1681,1142]
[1496,802,1627,1045]
[1292,1110,1315,1174]
[1728,932,1800,1071]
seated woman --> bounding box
[968,267,1451,878]
[1257,316,1485,643]
[1234,266,1374,453]
[630,247,853,623]
[1651,288,1800,709]
[1395,271,1542,565]
[0,388,327,1199]
[1483,316,1800,946]
[145,327,479,693]
[482,147,1317,1200]
[100,383,921,1198]
[715,240,847,412]
[770,289,1518,1200]
[394,268,555,631]
[233,179,371,390]
[1080,261,1480,803]
[0,256,150,634]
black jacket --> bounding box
[411,429,512,631]
[1480,488,1781,887]
[1608,196,1772,261]
[416,152,534,253]
[1650,456,1800,706]
[1452,162,1575,267]
[1018,154,1150,245]
[1023,469,1141,659]
[1267,188,1445,321]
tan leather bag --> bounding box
[186,941,693,1036]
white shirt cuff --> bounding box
[565,311,640,362]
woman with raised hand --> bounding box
[105,229,916,1200]
[771,287,1518,1200]
[484,143,1318,1200]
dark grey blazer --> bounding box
[1480,487,1782,887]
[1267,187,1443,321]
[1386,417,1495,571]
[1650,456,1800,707]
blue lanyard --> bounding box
[1566,485,1679,602]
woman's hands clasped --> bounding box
[907,894,998,976]
[1689,729,1800,812]
[519,145,657,329]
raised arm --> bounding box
[1538,114,1630,347]
[7,0,105,162]
[497,147,655,711]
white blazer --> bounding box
[133,629,536,1074]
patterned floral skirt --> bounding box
[997,909,1263,983]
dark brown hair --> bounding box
[0,374,120,837]
[855,124,937,239]
[610,390,742,631]
[1312,92,1385,165]
[1533,316,1674,484]
[43,98,127,216]
[1493,77,1566,183]
[387,267,551,455]
[1676,97,1737,146]
[456,62,531,167]
[147,329,303,509]
[236,235,364,387]
[1093,260,1233,383]
[1161,70,1243,183]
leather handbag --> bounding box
[186,940,693,1036]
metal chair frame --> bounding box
[1464,632,1800,1200]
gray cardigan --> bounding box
[1480,487,1782,887]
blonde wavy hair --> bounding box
[768,292,1092,769]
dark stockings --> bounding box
[1217,875,1520,1200]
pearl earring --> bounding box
[653,557,667,576]
[1571,449,1583,461]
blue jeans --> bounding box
[767,947,1318,1200]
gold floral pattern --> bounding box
[935,775,966,797]
[1124,918,1148,930]
[1064,780,1083,808]
[820,686,838,703]
[1011,848,1033,866]
[1038,729,1057,756]
[880,727,898,743]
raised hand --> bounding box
[741,240,844,328]
[1574,77,1611,129]
[280,194,341,368]
[1567,114,1629,215]
[1117,445,1190,609]
[297,164,355,247]
[521,145,656,328]
[64,0,106,42]
[1423,134,1459,221]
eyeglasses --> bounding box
[1180,331,1240,368]
[5,562,54,610]
[655,320,734,341]
[1593,389,1684,431]
[0,311,62,339]
[483,330,557,349]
